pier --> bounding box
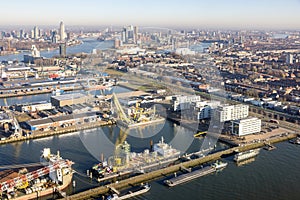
[62,133,296,200]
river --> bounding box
[0,38,114,62]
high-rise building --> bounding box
[59,21,66,41]
[121,25,138,44]
[33,26,39,39]
[59,43,67,57]
[121,29,127,43]
[51,30,57,43]
[133,26,138,44]
[19,29,24,39]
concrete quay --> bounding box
[0,120,113,145]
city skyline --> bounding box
[0,0,300,29]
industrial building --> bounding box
[214,104,249,122]
[24,112,99,131]
[15,102,52,113]
[51,93,87,107]
[232,117,261,136]
[0,112,12,133]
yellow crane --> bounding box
[112,93,131,124]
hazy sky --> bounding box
[1,0,300,29]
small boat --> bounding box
[289,137,300,145]
[194,131,207,138]
[106,184,150,200]
[234,149,260,162]
[212,160,228,170]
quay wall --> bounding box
[0,120,113,145]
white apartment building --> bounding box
[195,101,221,120]
[232,117,261,136]
[214,104,249,122]
[172,95,201,111]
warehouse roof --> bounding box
[51,93,86,101]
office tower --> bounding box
[133,26,138,44]
[33,26,39,39]
[121,25,138,44]
[59,43,67,57]
[20,29,24,39]
[121,28,126,43]
[51,30,57,43]
[59,21,66,41]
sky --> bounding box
[0,0,300,29]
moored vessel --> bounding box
[0,148,73,200]
[164,161,227,187]
[106,183,150,200]
[234,149,260,162]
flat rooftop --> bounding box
[0,113,10,120]
[51,93,87,101]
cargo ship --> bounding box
[164,161,227,187]
[106,183,150,200]
[0,148,73,200]
[91,137,181,180]
[234,149,260,162]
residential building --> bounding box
[214,104,249,122]
[195,101,221,120]
[172,95,201,111]
[232,117,261,136]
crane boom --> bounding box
[112,93,131,123]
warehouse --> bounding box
[51,93,87,107]
[24,112,99,131]
[15,102,52,113]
